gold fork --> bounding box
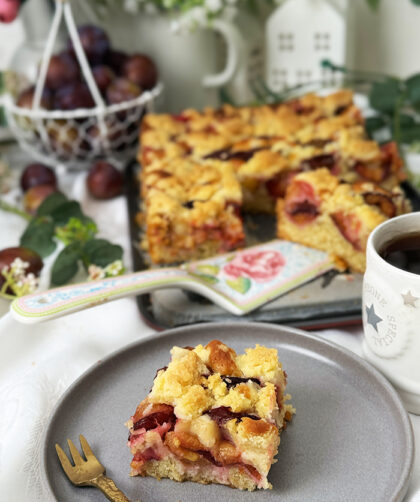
[55,434,131,502]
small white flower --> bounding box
[21,273,39,293]
[104,260,124,277]
[88,265,105,281]
[10,258,30,278]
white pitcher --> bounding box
[86,9,243,113]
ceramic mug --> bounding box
[363,212,420,414]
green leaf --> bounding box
[196,264,220,276]
[226,277,251,295]
[83,239,123,268]
[51,243,81,286]
[369,80,401,114]
[399,124,420,144]
[36,192,68,217]
[411,0,420,6]
[20,218,56,258]
[51,201,87,226]
[55,217,98,245]
[366,0,381,9]
[400,113,416,128]
[405,73,420,107]
[0,106,6,127]
[365,116,388,138]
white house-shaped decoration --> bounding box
[266,0,347,91]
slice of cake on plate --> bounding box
[276,168,410,273]
[126,340,294,491]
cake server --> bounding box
[10,240,333,324]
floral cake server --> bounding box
[10,240,333,323]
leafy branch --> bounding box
[323,60,420,151]
[1,192,123,286]
[0,199,32,221]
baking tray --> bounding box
[125,160,420,331]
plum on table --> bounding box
[20,163,57,192]
[23,184,58,214]
[86,160,123,200]
[0,247,43,290]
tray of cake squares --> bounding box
[126,87,420,329]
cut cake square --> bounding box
[142,157,245,264]
[126,340,294,491]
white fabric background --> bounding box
[0,169,419,501]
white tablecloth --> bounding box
[0,166,419,501]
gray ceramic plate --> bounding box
[42,322,414,502]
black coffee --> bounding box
[380,234,420,274]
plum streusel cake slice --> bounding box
[126,340,294,491]
[276,168,411,273]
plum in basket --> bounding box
[68,25,110,65]
[45,52,80,91]
[54,82,95,110]
[92,65,115,95]
[47,119,84,158]
[106,78,141,105]
[105,49,129,76]
[123,54,158,90]
[17,86,52,110]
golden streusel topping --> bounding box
[149,341,286,423]
[143,158,242,217]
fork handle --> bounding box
[91,474,132,502]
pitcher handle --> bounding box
[202,18,242,88]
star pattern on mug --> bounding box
[365,303,383,332]
[401,291,419,307]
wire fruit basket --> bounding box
[4,0,162,170]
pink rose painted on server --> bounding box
[224,250,286,282]
[0,0,20,23]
